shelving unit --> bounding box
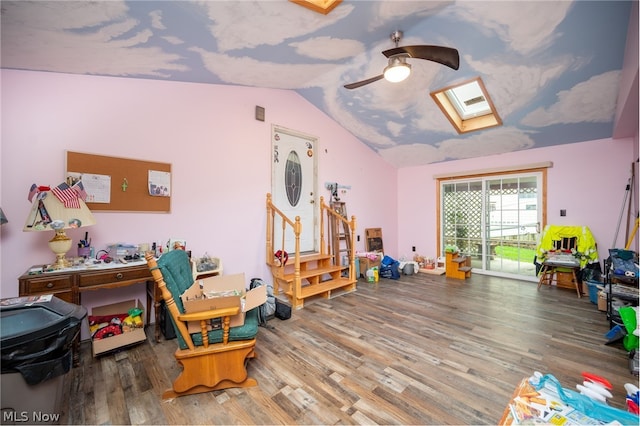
[604,251,639,327]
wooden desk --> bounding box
[18,261,162,362]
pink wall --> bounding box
[397,137,638,265]
[1,68,636,315]
[0,70,397,313]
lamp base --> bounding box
[50,255,72,270]
[48,229,73,270]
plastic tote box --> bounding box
[586,280,603,304]
[0,295,86,424]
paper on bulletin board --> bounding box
[67,172,111,203]
[149,170,171,197]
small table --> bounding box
[19,261,161,364]
[537,257,581,298]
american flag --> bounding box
[73,181,87,201]
[52,182,80,208]
[27,183,38,202]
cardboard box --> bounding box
[358,254,382,278]
[554,271,576,289]
[91,299,146,357]
[181,273,266,333]
[597,290,607,312]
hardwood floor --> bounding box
[60,272,635,425]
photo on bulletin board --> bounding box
[149,170,171,197]
[67,172,111,203]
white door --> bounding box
[271,125,317,253]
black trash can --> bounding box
[1,295,86,424]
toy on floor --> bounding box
[619,306,639,351]
[625,383,639,414]
[578,372,613,404]
[526,371,640,424]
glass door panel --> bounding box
[441,172,542,280]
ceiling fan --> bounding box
[344,30,460,90]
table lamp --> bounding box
[23,184,96,269]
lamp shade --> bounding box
[24,189,96,269]
[383,56,411,83]
[24,191,95,232]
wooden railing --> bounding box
[266,193,358,308]
[266,193,301,299]
[319,196,357,282]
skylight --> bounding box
[289,0,342,14]
[431,77,502,134]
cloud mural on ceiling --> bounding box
[1,0,633,167]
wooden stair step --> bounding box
[458,266,472,272]
[299,276,356,298]
[275,265,346,282]
[452,257,468,264]
[299,252,333,263]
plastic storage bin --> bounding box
[586,280,603,304]
[1,295,86,424]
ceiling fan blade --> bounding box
[383,45,460,70]
[344,74,384,90]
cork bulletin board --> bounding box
[66,151,171,212]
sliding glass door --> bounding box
[440,172,543,280]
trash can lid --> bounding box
[1,307,64,340]
[0,295,87,344]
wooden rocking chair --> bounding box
[145,250,259,399]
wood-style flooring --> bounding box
[60,272,636,425]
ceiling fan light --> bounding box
[383,61,411,83]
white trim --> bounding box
[433,161,552,180]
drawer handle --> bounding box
[46,282,54,288]
[116,273,124,280]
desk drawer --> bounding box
[78,266,151,288]
[24,275,73,294]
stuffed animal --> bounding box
[274,250,289,266]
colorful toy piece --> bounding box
[625,383,639,415]
[123,307,144,329]
[577,381,612,403]
[581,372,613,389]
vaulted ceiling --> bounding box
[1,1,637,168]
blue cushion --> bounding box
[156,250,258,350]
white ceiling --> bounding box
[1,1,637,168]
